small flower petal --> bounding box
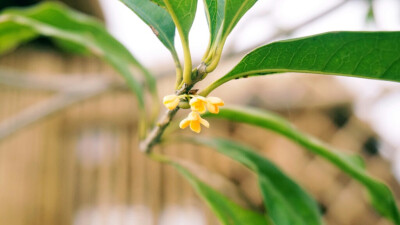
[179,111,208,133]
[205,97,224,114]
[187,111,199,120]
[200,118,209,128]
[179,119,190,129]
[189,96,207,113]
[163,95,176,103]
[206,102,219,114]
[163,95,180,110]
[206,97,224,105]
[190,121,201,133]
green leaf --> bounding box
[120,0,181,67]
[150,0,166,8]
[202,0,257,69]
[204,0,257,70]
[201,32,400,96]
[152,154,271,225]
[163,0,197,84]
[203,0,224,47]
[163,0,197,40]
[205,106,400,224]
[192,137,322,225]
[0,20,37,53]
[221,0,257,43]
[0,2,157,107]
[365,0,375,23]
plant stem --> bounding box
[140,83,193,153]
[174,60,183,89]
[163,0,193,85]
[140,62,209,153]
[140,107,180,152]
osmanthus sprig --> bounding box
[3,1,400,225]
[163,94,224,133]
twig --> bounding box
[0,79,119,141]
[139,63,208,153]
[139,108,180,152]
[140,83,193,153]
[0,67,122,91]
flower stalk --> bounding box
[139,63,224,153]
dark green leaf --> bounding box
[201,32,400,96]
[203,0,224,46]
[152,154,271,225]
[192,137,322,225]
[0,2,157,107]
[205,106,400,224]
[120,0,180,66]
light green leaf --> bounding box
[0,2,157,107]
[192,137,322,225]
[204,106,400,224]
[163,0,198,84]
[0,20,37,53]
[120,0,181,68]
[203,0,224,47]
[150,0,166,8]
[151,154,271,225]
[201,32,400,96]
[204,0,258,72]
[221,0,257,42]
[365,0,375,23]
[163,0,197,40]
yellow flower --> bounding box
[205,97,224,114]
[179,111,209,133]
[163,95,180,110]
[189,96,207,113]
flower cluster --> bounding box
[162,95,224,133]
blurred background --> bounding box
[1,0,400,224]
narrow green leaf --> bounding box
[152,154,270,225]
[203,0,224,46]
[0,2,158,107]
[192,137,322,225]
[205,106,400,224]
[163,0,197,40]
[221,0,257,43]
[162,0,197,84]
[120,0,181,67]
[201,32,400,96]
[203,0,258,71]
[365,0,375,23]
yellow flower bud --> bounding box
[163,95,180,110]
[179,111,209,133]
